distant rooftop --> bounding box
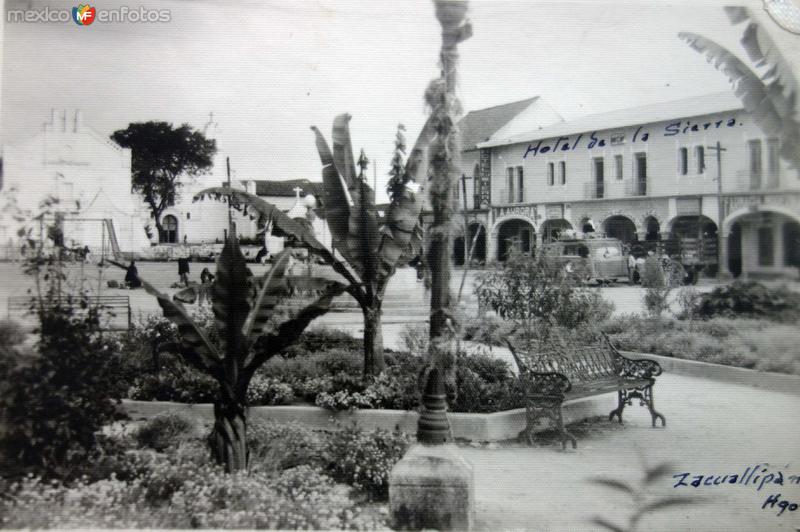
[458,97,540,151]
[249,179,324,198]
[479,92,744,148]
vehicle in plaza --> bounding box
[541,237,630,284]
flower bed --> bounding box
[0,416,408,529]
[121,321,526,414]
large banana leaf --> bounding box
[311,125,353,250]
[725,6,798,97]
[242,251,290,345]
[679,32,800,171]
[311,122,379,279]
[212,235,251,358]
[106,259,221,376]
[332,114,358,189]
[244,281,347,376]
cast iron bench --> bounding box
[7,295,132,331]
[507,333,665,450]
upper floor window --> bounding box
[558,161,566,185]
[695,146,705,174]
[547,162,555,186]
[516,166,524,203]
[767,138,780,188]
[614,155,623,180]
[506,167,515,202]
[678,147,688,176]
[749,139,762,189]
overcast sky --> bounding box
[0,0,784,201]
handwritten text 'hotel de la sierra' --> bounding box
[522,116,740,159]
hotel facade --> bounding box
[455,92,800,279]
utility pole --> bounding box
[707,141,728,279]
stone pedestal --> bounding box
[389,443,474,531]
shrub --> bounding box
[324,425,411,500]
[0,301,128,480]
[246,374,295,405]
[127,355,218,403]
[694,281,800,321]
[475,251,612,342]
[675,286,701,321]
[399,323,429,355]
[279,328,363,358]
[643,285,672,318]
[247,422,326,472]
[133,413,198,452]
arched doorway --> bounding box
[541,219,573,243]
[603,215,636,243]
[160,215,178,244]
[644,216,661,241]
[496,219,535,261]
[670,215,718,240]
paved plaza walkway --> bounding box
[460,373,799,531]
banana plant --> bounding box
[310,114,430,376]
[111,240,345,472]
[195,115,433,377]
[679,6,800,171]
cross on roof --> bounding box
[293,186,303,198]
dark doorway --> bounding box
[644,216,660,241]
[497,219,535,261]
[603,215,636,244]
[541,219,573,243]
[728,222,742,277]
[784,221,800,268]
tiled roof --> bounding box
[251,179,324,198]
[458,97,539,151]
[479,92,743,148]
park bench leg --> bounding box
[644,384,666,428]
[555,403,577,450]
[526,397,576,450]
[609,390,626,424]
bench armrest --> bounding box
[618,356,663,379]
[600,331,662,379]
[520,371,572,396]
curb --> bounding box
[122,394,615,443]
[622,351,800,396]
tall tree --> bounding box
[111,122,217,237]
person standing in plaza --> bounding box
[177,254,191,286]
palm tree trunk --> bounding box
[362,302,385,377]
[211,398,248,473]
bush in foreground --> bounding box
[0,420,402,529]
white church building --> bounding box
[1,109,151,257]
